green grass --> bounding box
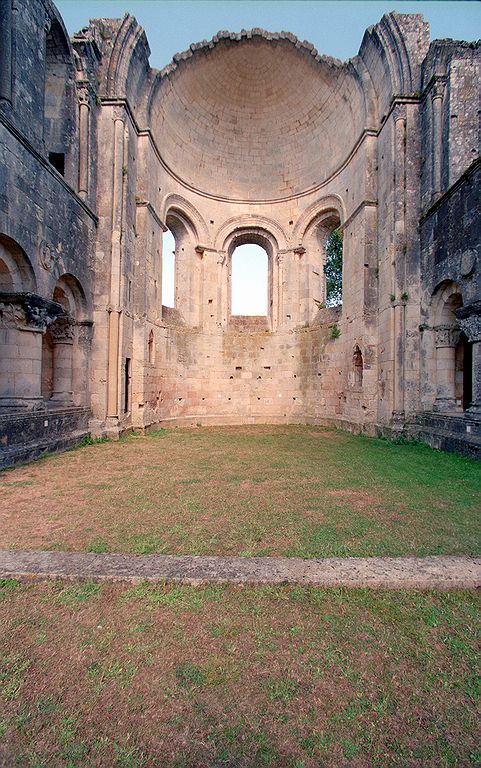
[0,425,479,558]
[0,580,479,766]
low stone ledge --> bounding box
[0,551,479,590]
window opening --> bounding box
[48,152,65,176]
[162,229,175,307]
[231,243,268,315]
[456,332,472,410]
[324,228,343,306]
[148,330,154,365]
[124,357,131,413]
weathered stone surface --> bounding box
[0,2,479,463]
[0,550,480,590]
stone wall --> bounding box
[1,1,479,464]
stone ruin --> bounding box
[0,0,480,466]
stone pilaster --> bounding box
[0,0,12,106]
[433,324,460,411]
[49,315,76,403]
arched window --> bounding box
[324,228,343,306]
[231,243,268,316]
[353,345,363,388]
[148,329,155,364]
[162,228,175,308]
[431,282,468,412]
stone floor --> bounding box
[0,550,480,589]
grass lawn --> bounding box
[0,578,479,767]
[0,425,480,557]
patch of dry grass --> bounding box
[0,425,479,557]
[0,578,479,767]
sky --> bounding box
[57,1,480,66]
[56,1,480,312]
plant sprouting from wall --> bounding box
[324,229,343,307]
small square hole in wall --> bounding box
[235,366,242,371]
[208,299,213,304]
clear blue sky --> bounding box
[56,1,480,67]
[57,1,479,313]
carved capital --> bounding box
[76,81,92,106]
[434,325,460,348]
[0,301,26,329]
[393,103,407,123]
[49,314,76,342]
[431,77,446,102]
[0,293,64,332]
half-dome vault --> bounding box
[147,31,368,201]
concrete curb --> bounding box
[0,551,480,590]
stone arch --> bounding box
[104,15,150,100]
[291,196,345,245]
[222,226,279,325]
[214,216,287,253]
[294,203,344,309]
[161,201,206,321]
[0,234,36,292]
[429,280,470,412]
[43,273,90,404]
[161,195,209,244]
[52,273,88,321]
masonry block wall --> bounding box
[0,1,479,464]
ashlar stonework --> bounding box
[0,1,480,466]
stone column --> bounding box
[107,116,125,422]
[77,86,90,199]
[392,105,407,419]
[0,0,12,106]
[458,313,481,414]
[49,315,75,403]
[434,325,460,411]
[431,79,445,201]
[0,294,62,409]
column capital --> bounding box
[0,292,64,332]
[49,314,76,342]
[434,325,460,348]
